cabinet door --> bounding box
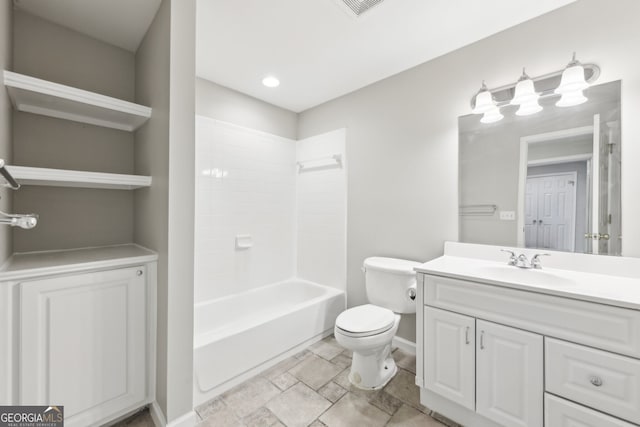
[424,306,475,410]
[476,320,543,427]
[20,267,147,427]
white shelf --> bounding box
[5,165,152,190]
[3,70,151,131]
[0,244,158,281]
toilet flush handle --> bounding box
[408,287,416,301]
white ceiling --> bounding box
[196,0,575,112]
[13,0,162,52]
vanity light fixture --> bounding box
[510,69,542,116]
[472,82,496,114]
[471,53,598,123]
[555,53,589,107]
[262,75,280,88]
[473,81,504,123]
[480,107,504,124]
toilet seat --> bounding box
[335,304,396,338]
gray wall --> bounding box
[196,78,297,139]
[0,1,12,264]
[167,0,196,421]
[134,0,170,418]
[298,0,640,342]
[135,0,196,422]
[12,10,136,252]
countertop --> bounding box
[0,244,158,281]
[416,255,640,311]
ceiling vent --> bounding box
[340,0,385,16]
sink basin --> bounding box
[473,264,576,288]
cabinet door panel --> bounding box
[424,306,475,410]
[20,267,146,427]
[476,320,543,427]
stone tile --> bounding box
[266,382,331,427]
[222,376,282,418]
[309,421,328,427]
[195,405,243,427]
[431,411,464,427]
[113,409,154,427]
[318,381,347,403]
[329,353,351,369]
[387,404,444,427]
[194,397,225,421]
[384,369,424,411]
[289,354,343,390]
[262,356,304,382]
[333,367,352,390]
[294,349,313,360]
[393,349,417,374]
[310,336,344,360]
[319,393,391,427]
[368,390,403,415]
[270,371,299,391]
[242,407,281,427]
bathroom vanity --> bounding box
[0,244,158,427]
[416,242,640,427]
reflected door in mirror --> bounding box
[525,174,576,251]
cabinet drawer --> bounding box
[545,394,636,427]
[423,275,640,358]
[546,338,640,424]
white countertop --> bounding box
[0,244,158,281]
[416,254,640,310]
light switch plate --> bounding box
[499,211,516,221]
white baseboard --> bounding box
[150,403,197,427]
[167,411,197,427]
[149,402,166,427]
[392,336,416,355]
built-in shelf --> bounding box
[3,70,151,131]
[0,244,158,281]
[5,165,152,190]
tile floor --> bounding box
[115,335,461,427]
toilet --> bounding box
[334,256,421,390]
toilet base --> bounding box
[348,343,397,390]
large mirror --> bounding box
[459,80,621,255]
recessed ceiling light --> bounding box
[262,76,280,88]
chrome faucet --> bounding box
[500,249,517,266]
[501,249,550,269]
[530,253,550,269]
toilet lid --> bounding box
[335,304,396,336]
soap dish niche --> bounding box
[236,234,253,250]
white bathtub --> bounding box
[193,279,345,405]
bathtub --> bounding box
[193,279,345,405]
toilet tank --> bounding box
[363,257,422,314]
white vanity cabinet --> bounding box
[475,320,543,427]
[424,306,543,427]
[0,245,157,427]
[417,271,640,427]
[424,307,475,410]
